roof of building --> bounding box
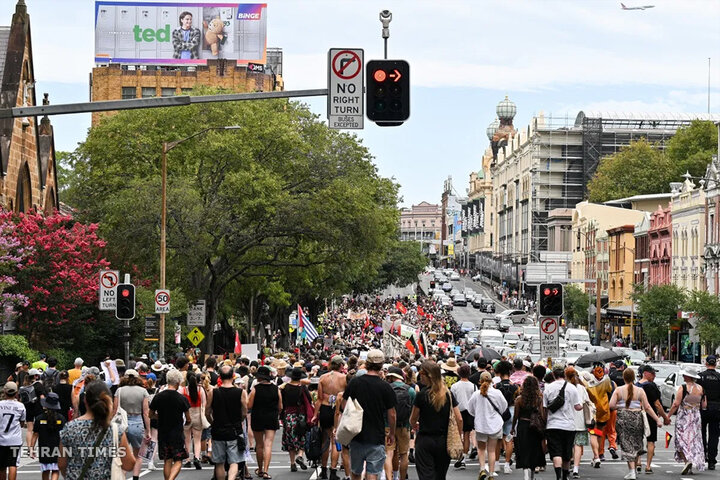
[575,111,720,129]
[0,26,9,84]
[603,192,673,206]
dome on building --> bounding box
[486,118,500,140]
[496,95,516,120]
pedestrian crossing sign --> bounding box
[187,327,205,346]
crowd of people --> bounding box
[0,292,719,480]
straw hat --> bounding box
[441,358,459,372]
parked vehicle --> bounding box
[466,330,482,344]
[471,296,484,309]
[479,330,504,349]
[452,293,468,306]
[660,371,684,409]
[522,326,540,341]
[441,297,453,310]
[564,328,591,345]
[567,340,592,352]
[483,301,496,313]
[460,321,475,332]
[508,325,524,336]
[482,318,498,330]
[495,309,528,324]
[642,362,680,387]
[499,318,513,332]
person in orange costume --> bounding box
[583,363,618,468]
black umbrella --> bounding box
[465,346,501,362]
[574,349,623,368]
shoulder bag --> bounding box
[336,397,363,446]
[446,393,464,459]
[111,423,124,480]
[487,394,512,422]
[77,425,109,480]
[113,387,128,432]
[528,398,546,433]
[547,381,567,413]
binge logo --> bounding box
[236,4,264,20]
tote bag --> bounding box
[111,423,124,480]
[446,393,464,459]
[336,398,363,446]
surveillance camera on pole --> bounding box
[379,10,392,58]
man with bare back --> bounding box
[313,355,347,480]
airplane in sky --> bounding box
[620,3,655,9]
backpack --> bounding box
[304,425,324,463]
[20,384,37,404]
[548,381,567,413]
[392,383,412,427]
[42,368,60,392]
[496,380,517,420]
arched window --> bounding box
[15,162,32,213]
[44,187,57,215]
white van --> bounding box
[564,328,591,345]
[480,330,504,349]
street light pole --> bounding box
[158,126,241,361]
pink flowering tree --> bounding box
[1,212,111,347]
[0,218,30,328]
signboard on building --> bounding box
[95,2,268,65]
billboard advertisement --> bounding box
[95,2,268,64]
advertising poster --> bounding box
[95,2,268,64]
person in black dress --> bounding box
[248,366,282,479]
[511,375,546,480]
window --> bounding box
[121,87,136,99]
[161,87,176,97]
[141,87,156,98]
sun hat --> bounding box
[28,368,41,376]
[273,360,288,370]
[366,349,385,365]
[114,359,125,368]
[387,366,405,381]
[124,369,139,377]
[290,368,305,381]
[41,392,61,411]
[442,358,459,372]
[256,366,272,381]
[680,367,701,379]
[151,361,164,372]
[3,382,18,395]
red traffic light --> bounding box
[121,288,130,297]
[373,69,387,82]
[543,288,551,296]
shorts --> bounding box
[202,427,212,441]
[212,439,243,465]
[0,445,21,469]
[40,463,59,472]
[319,405,335,430]
[158,441,189,461]
[574,431,589,446]
[126,415,145,449]
[645,412,657,443]
[502,407,515,440]
[476,430,503,443]
[461,410,475,433]
[349,440,386,475]
[385,427,410,455]
[546,429,575,461]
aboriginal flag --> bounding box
[405,334,419,355]
[396,301,407,314]
[665,431,672,449]
[417,333,429,357]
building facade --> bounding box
[90,49,283,125]
[648,204,672,286]
[399,201,442,255]
[670,177,705,292]
[0,1,58,214]
[704,155,720,295]
[607,225,636,309]
[634,213,651,289]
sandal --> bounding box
[245,473,253,479]
[255,469,263,477]
[263,474,272,479]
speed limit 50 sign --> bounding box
[155,289,171,314]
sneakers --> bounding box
[609,448,619,460]
[681,463,692,475]
[290,464,297,473]
[623,471,636,480]
[295,457,307,470]
[454,455,465,469]
[408,450,415,464]
[478,470,488,480]
[469,447,478,460]
[503,464,512,474]
[592,458,601,469]
[572,472,579,478]
[147,462,156,471]
[329,469,339,480]
[320,467,328,480]
[193,458,202,470]
[599,454,606,462]
[183,461,193,468]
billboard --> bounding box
[95,2,267,64]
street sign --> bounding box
[187,300,206,327]
[144,315,159,341]
[98,270,120,311]
[540,316,560,358]
[154,289,171,314]
[187,327,205,346]
[327,48,364,130]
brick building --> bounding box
[648,204,672,286]
[90,50,283,125]
[0,0,58,214]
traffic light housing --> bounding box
[115,283,135,320]
[366,59,410,126]
[539,283,563,316]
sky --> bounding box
[15,0,720,207]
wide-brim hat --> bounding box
[442,358,458,372]
[256,366,272,381]
[41,393,61,411]
[290,368,305,381]
[151,361,164,372]
[680,368,701,379]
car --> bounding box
[562,350,587,365]
[522,326,540,341]
[564,328,591,345]
[463,287,475,295]
[484,303,496,313]
[466,292,477,303]
[508,325,524,336]
[471,296,484,309]
[472,273,483,281]
[482,318,498,329]
[460,321,475,332]
[441,297,453,310]
[567,340,592,352]
[479,330,504,349]
[660,370,685,409]
[452,293,468,306]
[613,348,648,365]
[495,309,528,324]
[499,318,513,332]
[442,282,453,292]
[450,271,461,281]
[466,330,482,344]
[503,332,521,347]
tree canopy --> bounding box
[66,88,403,352]
[587,121,718,203]
[564,284,589,327]
[633,283,687,344]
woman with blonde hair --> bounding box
[409,360,462,480]
[667,367,707,474]
[467,371,507,479]
[609,368,663,480]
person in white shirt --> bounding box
[0,382,26,480]
[466,371,507,480]
[543,367,582,480]
[567,367,591,479]
[450,364,476,469]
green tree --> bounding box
[564,284,589,327]
[633,284,686,344]
[67,88,400,353]
[588,139,669,202]
[666,120,719,180]
[684,290,720,351]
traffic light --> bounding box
[366,59,410,126]
[115,283,135,320]
[539,283,563,316]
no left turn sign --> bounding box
[155,289,171,314]
[101,271,118,289]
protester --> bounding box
[149,368,191,480]
[636,364,671,474]
[206,365,247,480]
[314,355,347,480]
[609,368,663,480]
[59,380,136,480]
[115,368,152,479]
[248,365,281,479]
[467,371,507,479]
[179,372,206,469]
[280,368,311,472]
[385,366,414,480]
[450,364,476,469]
[667,367,707,474]
[30,392,66,480]
[585,362,615,467]
[565,367,589,479]
[55,371,73,421]
[543,367,582,480]
[698,354,720,470]
[0,382,26,480]
[409,360,461,480]
[494,360,518,474]
[512,376,546,480]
